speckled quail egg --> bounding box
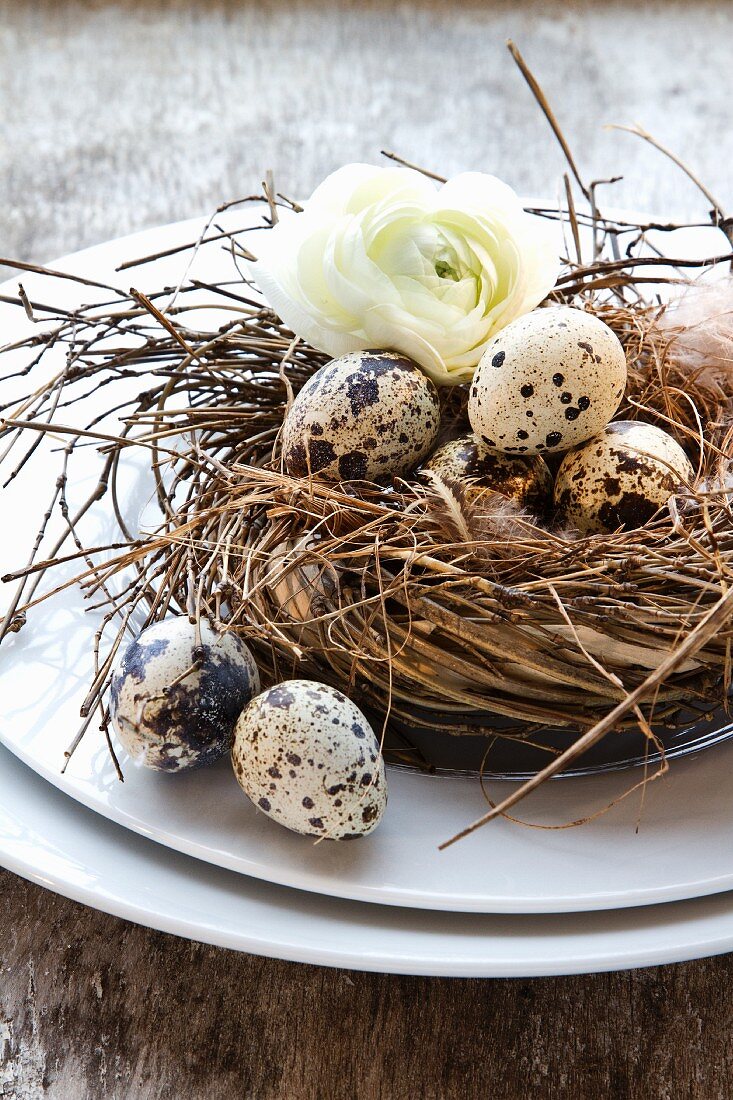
[553,420,694,534]
[282,350,441,482]
[468,306,627,456]
[110,618,260,772]
[421,433,552,511]
[232,680,387,839]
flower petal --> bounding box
[248,163,560,386]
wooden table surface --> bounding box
[3,2,733,1096]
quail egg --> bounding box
[553,420,694,534]
[110,618,260,772]
[232,680,387,839]
[282,349,440,482]
[421,433,552,511]
[468,306,627,456]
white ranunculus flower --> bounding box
[250,164,559,385]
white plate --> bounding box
[6,740,733,977]
[2,214,733,916]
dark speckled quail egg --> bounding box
[232,680,387,839]
[421,433,552,512]
[468,306,627,456]
[282,350,440,482]
[110,618,260,772]
[554,420,694,534]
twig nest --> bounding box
[282,349,440,482]
[468,306,627,456]
[553,420,694,534]
[110,618,260,772]
[421,433,552,511]
[232,680,387,839]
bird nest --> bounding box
[3,47,733,831]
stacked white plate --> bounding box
[3,215,733,977]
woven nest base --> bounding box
[188,330,733,747]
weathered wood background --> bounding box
[3,2,733,1096]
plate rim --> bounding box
[4,743,733,977]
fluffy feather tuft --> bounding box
[658,277,733,400]
[420,469,560,549]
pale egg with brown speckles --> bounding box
[232,680,387,839]
[421,433,552,512]
[282,350,440,482]
[468,306,627,456]
[554,420,694,534]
